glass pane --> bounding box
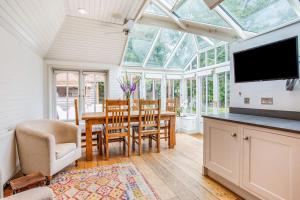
[199,52,206,68]
[221,0,298,33]
[187,79,191,112]
[154,79,161,99]
[191,57,197,70]
[167,80,174,98]
[175,0,230,27]
[124,25,159,65]
[146,79,153,100]
[174,80,181,103]
[191,79,196,114]
[207,75,214,113]
[132,74,141,99]
[201,77,207,113]
[145,3,166,16]
[216,45,226,64]
[84,72,106,113]
[207,49,215,66]
[226,72,230,109]
[168,34,197,68]
[196,36,210,49]
[147,29,183,67]
[55,71,79,121]
[218,73,226,112]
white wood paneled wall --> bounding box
[46,16,127,65]
[0,0,65,56]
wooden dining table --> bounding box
[82,111,177,161]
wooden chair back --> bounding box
[138,100,161,132]
[166,98,177,112]
[132,99,139,111]
[105,99,131,134]
[74,98,79,125]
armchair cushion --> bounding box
[2,187,53,200]
[55,143,76,159]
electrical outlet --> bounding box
[244,97,250,104]
[261,97,273,105]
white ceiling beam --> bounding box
[193,35,199,51]
[201,36,215,46]
[134,0,151,22]
[184,53,197,71]
[287,0,300,17]
[151,0,187,30]
[143,28,162,67]
[138,13,239,41]
[164,33,187,69]
[213,6,251,39]
[119,36,130,65]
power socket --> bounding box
[261,97,273,105]
[244,97,250,104]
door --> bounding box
[204,119,240,184]
[242,127,300,200]
[82,72,106,113]
[54,71,79,121]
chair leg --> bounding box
[138,133,142,156]
[99,132,103,156]
[132,129,135,151]
[75,160,78,167]
[123,138,126,154]
[46,176,52,185]
[164,128,168,141]
[105,137,109,160]
[149,135,152,148]
[127,135,131,157]
[157,133,160,153]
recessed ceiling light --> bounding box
[78,8,87,15]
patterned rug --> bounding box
[49,163,159,200]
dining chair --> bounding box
[161,98,177,141]
[74,99,102,155]
[103,99,131,160]
[132,99,161,155]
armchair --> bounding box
[16,120,81,180]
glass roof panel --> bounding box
[196,36,210,49]
[146,29,183,67]
[124,25,159,66]
[167,34,197,69]
[175,0,230,27]
[145,3,166,16]
[221,0,298,33]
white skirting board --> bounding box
[0,130,20,189]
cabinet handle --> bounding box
[231,133,237,137]
[243,136,249,140]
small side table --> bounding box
[10,172,46,194]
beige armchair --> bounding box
[16,120,81,180]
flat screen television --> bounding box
[233,37,299,83]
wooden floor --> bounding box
[5,133,241,200]
[72,133,241,200]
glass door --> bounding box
[54,71,79,121]
[83,72,106,113]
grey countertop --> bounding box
[202,113,300,133]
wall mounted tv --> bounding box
[233,36,299,83]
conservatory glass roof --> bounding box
[123,0,299,69]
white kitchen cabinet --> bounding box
[241,126,300,200]
[204,118,240,184]
[204,118,300,200]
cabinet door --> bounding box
[204,119,240,184]
[242,127,300,200]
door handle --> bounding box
[231,133,237,137]
[243,136,250,140]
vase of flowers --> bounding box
[118,73,140,100]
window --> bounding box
[145,79,161,100]
[147,29,183,67]
[124,24,159,65]
[196,36,210,49]
[168,34,197,69]
[83,72,106,113]
[191,57,197,70]
[53,70,106,121]
[186,79,196,114]
[54,71,79,121]
[207,49,215,66]
[216,45,226,64]
[167,79,181,104]
[218,72,230,113]
[124,73,141,99]
[201,75,213,113]
[199,52,206,68]
[221,0,298,33]
[175,0,230,27]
